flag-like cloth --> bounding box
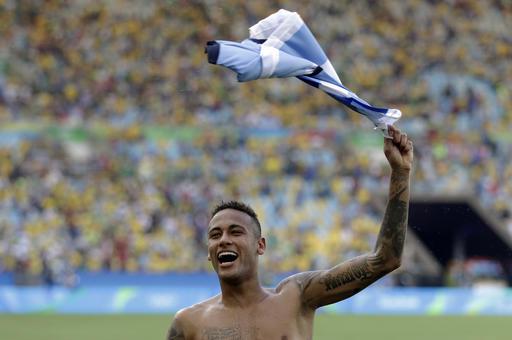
[205,9,401,135]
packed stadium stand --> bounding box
[0,0,511,287]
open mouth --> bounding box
[217,251,239,265]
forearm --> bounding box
[292,128,413,310]
[373,169,410,269]
[291,170,410,309]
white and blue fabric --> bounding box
[205,9,401,135]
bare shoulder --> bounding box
[167,295,220,339]
[176,294,220,321]
[275,271,323,294]
[275,272,322,308]
[167,309,186,340]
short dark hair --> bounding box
[210,200,262,237]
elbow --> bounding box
[387,257,402,272]
[373,250,401,272]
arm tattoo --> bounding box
[319,172,409,294]
[319,260,373,291]
[295,272,319,293]
[295,271,322,306]
[376,171,409,260]
[167,322,185,340]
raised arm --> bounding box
[277,125,413,310]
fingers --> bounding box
[404,140,413,153]
[387,125,402,144]
[387,125,413,152]
[388,125,400,144]
[399,133,408,149]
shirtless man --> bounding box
[167,125,413,339]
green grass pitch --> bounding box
[0,314,509,339]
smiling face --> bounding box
[207,208,266,284]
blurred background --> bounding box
[0,0,511,339]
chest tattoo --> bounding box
[202,327,242,340]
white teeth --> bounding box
[219,251,237,256]
[217,251,238,263]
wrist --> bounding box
[391,167,411,176]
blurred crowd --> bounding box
[0,0,511,286]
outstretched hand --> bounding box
[384,125,413,172]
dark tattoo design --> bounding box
[167,324,185,340]
[202,327,242,340]
[379,182,408,259]
[367,254,386,267]
[294,271,322,307]
[393,225,406,258]
[296,272,319,294]
[320,260,372,291]
[388,171,409,199]
[284,172,409,309]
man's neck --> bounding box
[219,275,269,308]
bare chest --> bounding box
[192,300,311,340]
[198,325,289,340]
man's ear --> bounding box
[257,237,266,255]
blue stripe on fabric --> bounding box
[280,25,328,66]
[298,75,389,116]
[207,9,401,129]
[297,75,321,88]
[298,71,340,86]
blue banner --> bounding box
[1,286,511,315]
